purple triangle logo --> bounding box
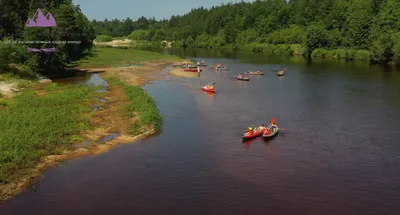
[26,8,56,27]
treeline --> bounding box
[91,0,400,65]
[0,0,95,78]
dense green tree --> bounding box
[1,0,95,77]
[305,24,329,56]
[89,0,400,65]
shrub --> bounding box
[95,35,113,42]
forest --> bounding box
[0,0,95,77]
[91,0,400,65]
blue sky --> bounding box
[73,0,253,21]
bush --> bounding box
[95,35,113,42]
[0,40,39,78]
[311,48,371,61]
[266,25,305,44]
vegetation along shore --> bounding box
[0,47,185,202]
[91,0,400,65]
[0,0,185,201]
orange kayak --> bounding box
[242,128,265,140]
[201,86,216,93]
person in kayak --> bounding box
[278,68,286,75]
[202,60,205,64]
[257,124,266,131]
[265,122,277,134]
[270,121,277,129]
[245,127,253,136]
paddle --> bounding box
[278,128,291,133]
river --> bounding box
[1,49,400,215]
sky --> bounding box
[73,0,253,21]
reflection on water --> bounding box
[203,91,215,101]
[52,73,107,87]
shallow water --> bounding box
[1,50,400,215]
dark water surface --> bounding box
[1,50,400,215]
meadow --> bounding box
[0,83,100,183]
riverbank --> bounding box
[0,47,187,203]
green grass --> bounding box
[0,73,35,89]
[105,76,163,134]
[0,83,99,183]
[77,47,181,68]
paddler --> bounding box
[245,127,253,135]
[201,60,205,64]
[258,124,266,131]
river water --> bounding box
[1,50,400,215]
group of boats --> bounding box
[242,118,280,141]
[179,60,284,142]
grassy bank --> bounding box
[77,47,181,68]
[105,76,163,135]
[0,77,164,186]
[0,84,100,183]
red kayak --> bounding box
[242,128,266,140]
[201,86,216,93]
[184,68,202,72]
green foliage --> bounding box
[266,25,305,44]
[105,76,163,132]
[78,47,180,68]
[83,0,400,64]
[312,48,370,61]
[305,24,329,56]
[95,35,113,42]
[0,84,97,183]
[1,0,95,77]
[128,30,151,40]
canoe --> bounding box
[217,67,230,70]
[242,128,265,140]
[184,68,202,72]
[262,126,279,138]
[201,86,216,93]
[246,71,264,75]
[181,65,198,68]
[236,76,250,81]
[277,73,285,76]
